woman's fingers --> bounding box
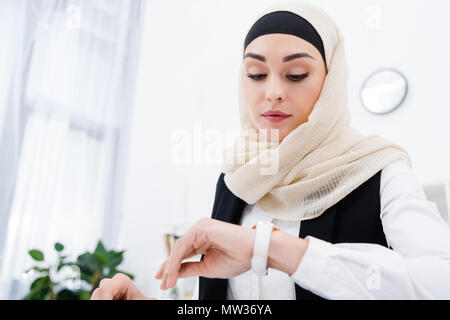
[91,286,111,300]
[162,219,212,290]
[90,273,151,300]
[177,261,206,279]
[155,259,167,279]
[154,218,255,291]
[91,274,129,300]
[157,256,169,289]
[163,239,186,289]
[157,250,200,289]
[91,279,116,300]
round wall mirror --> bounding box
[360,68,408,115]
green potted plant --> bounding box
[23,240,134,300]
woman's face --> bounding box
[243,33,327,142]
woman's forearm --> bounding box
[267,230,309,276]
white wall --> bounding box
[314,0,450,186]
[118,0,450,297]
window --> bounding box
[0,0,145,299]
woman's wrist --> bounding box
[267,230,309,276]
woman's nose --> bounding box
[265,77,286,102]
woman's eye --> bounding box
[287,73,309,81]
[247,74,266,81]
[247,73,309,82]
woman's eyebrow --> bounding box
[244,52,315,62]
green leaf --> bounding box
[23,285,50,300]
[93,252,107,265]
[78,289,91,300]
[54,242,64,252]
[79,271,93,284]
[24,266,38,274]
[94,241,107,256]
[30,276,51,290]
[24,266,49,274]
[93,241,108,266]
[57,261,78,272]
[57,261,64,272]
[56,289,80,300]
[23,275,52,300]
[76,253,101,275]
[105,250,124,270]
[56,255,69,270]
[28,250,44,262]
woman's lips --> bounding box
[262,115,292,123]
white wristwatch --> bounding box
[251,221,279,277]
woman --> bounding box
[91,0,450,300]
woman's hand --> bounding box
[155,218,256,290]
[90,273,157,300]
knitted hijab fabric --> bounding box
[222,0,412,221]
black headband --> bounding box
[244,10,326,65]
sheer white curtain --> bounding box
[0,0,29,260]
[0,0,145,299]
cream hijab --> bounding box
[222,0,412,221]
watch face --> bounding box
[360,68,408,115]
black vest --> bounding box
[199,170,390,300]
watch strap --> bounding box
[251,221,275,276]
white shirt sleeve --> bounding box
[192,276,199,300]
[289,159,450,299]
